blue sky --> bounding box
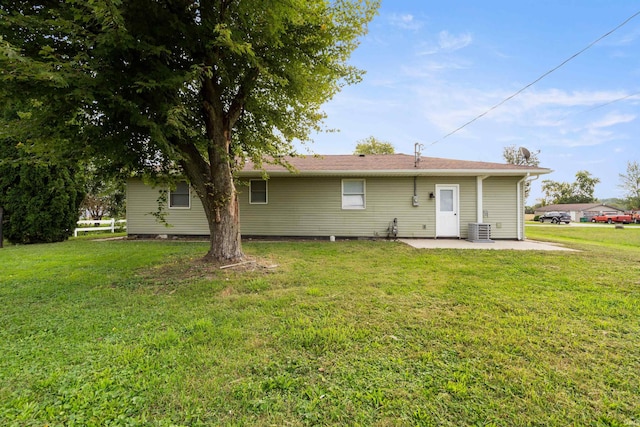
[307,1,640,204]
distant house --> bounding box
[126,154,551,240]
[534,203,624,221]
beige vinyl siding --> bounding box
[127,175,520,239]
[239,177,432,237]
[126,179,209,235]
[421,177,477,239]
[482,176,522,239]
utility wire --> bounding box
[426,9,640,148]
[580,90,640,114]
[553,90,640,124]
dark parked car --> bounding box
[538,211,571,224]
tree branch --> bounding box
[226,67,260,129]
[175,139,210,186]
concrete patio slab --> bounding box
[399,238,578,251]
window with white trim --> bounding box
[169,181,190,209]
[342,179,366,209]
[249,180,268,204]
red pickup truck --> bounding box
[591,213,636,224]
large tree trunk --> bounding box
[201,164,243,262]
[173,74,250,262]
[179,146,243,262]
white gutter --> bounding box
[239,168,552,178]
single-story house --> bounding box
[534,203,624,222]
[126,154,551,240]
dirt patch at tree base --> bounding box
[139,255,279,286]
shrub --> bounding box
[0,142,84,244]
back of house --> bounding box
[126,154,550,241]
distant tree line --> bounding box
[537,161,640,210]
[540,170,600,205]
[618,160,640,210]
[502,144,639,211]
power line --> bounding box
[580,90,640,114]
[553,90,640,124]
[426,9,640,148]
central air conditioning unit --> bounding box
[467,223,493,243]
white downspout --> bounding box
[477,175,489,223]
[516,173,531,240]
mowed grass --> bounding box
[0,228,639,426]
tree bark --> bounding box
[175,75,245,262]
[204,188,242,262]
[178,140,243,263]
[202,152,243,262]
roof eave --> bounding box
[238,168,553,177]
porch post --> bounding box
[476,176,488,223]
[516,174,529,240]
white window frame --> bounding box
[168,181,191,209]
[342,179,366,210]
[249,179,268,204]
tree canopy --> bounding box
[1,0,379,260]
[502,145,540,167]
[502,145,540,200]
[80,167,126,220]
[354,136,395,155]
[618,160,640,209]
[541,170,600,205]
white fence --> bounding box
[74,219,127,237]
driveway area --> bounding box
[399,238,577,251]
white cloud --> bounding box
[388,13,423,31]
[517,89,632,109]
[417,31,473,55]
[401,59,468,78]
[589,112,636,128]
[416,44,439,56]
[565,129,617,148]
[404,82,639,154]
[472,89,638,129]
[438,30,472,51]
[367,77,400,88]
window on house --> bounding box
[250,180,268,204]
[342,179,366,209]
[169,181,190,208]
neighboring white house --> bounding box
[126,154,551,240]
[534,203,625,222]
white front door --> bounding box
[436,184,459,238]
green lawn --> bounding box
[1,229,639,426]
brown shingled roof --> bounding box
[240,154,551,177]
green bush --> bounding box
[0,143,84,244]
